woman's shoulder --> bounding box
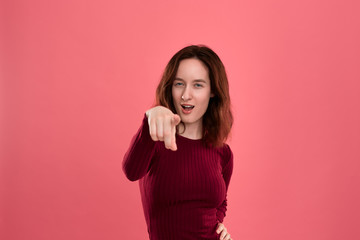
[215,142,232,154]
[218,143,233,173]
[213,142,233,166]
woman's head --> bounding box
[155,45,233,148]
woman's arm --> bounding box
[122,107,181,181]
[122,113,157,181]
[216,145,234,240]
[216,144,234,222]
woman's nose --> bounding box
[181,87,192,101]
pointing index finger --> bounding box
[170,115,178,151]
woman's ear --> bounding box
[210,92,215,98]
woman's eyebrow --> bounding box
[193,79,207,83]
[174,77,207,83]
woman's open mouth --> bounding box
[181,104,194,114]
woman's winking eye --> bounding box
[174,82,183,86]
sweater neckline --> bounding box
[176,133,203,142]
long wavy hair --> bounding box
[154,45,233,148]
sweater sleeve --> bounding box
[122,113,157,181]
[216,144,234,223]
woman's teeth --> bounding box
[182,105,194,109]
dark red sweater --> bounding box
[123,114,233,240]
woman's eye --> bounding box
[195,84,203,87]
[175,82,183,86]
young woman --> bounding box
[123,45,234,240]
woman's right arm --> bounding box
[122,113,157,181]
[122,106,181,181]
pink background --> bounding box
[1,0,360,239]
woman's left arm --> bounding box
[216,144,234,239]
[216,144,234,222]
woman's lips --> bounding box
[181,104,194,114]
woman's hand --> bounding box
[216,222,232,240]
[146,106,181,151]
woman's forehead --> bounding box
[175,58,209,81]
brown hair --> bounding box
[155,45,233,148]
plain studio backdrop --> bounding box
[1,0,360,239]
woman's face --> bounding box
[172,58,214,128]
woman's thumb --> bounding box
[173,114,181,125]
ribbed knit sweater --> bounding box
[122,113,233,240]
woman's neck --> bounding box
[177,121,203,140]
